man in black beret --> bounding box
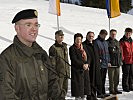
[0,9,65,100]
[12,9,38,24]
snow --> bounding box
[0,0,133,99]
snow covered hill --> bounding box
[0,0,133,99]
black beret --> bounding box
[12,9,38,24]
[55,30,64,36]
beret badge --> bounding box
[34,11,38,17]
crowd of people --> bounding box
[0,9,133,100]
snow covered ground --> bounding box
[0,0,133,99]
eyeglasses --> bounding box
[17,23,40,29]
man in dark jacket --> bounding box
[107,29,122,94]
[120,27,133,92]
[83,31,102,100]
[0,9,65,100]
[49,30,70,99]
[95,29,110,97]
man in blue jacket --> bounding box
[95,29,110,98]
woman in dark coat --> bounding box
[69,33,91,99]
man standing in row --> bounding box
[120,27,133,92]
[107,29,122,94]
[83,31,102,100]
[49,30,70,99]
[95,29,110,97]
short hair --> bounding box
[99,29,108,35]
[125,28,132,33]
[110,29,117,33]
[55,30,64,35]
[87,31,94,35]
[74,33,83,42]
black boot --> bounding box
[115,90,122,94]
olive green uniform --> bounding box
[0,36,65,100]
[49,41,70,99]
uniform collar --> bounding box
[13,35,44,57]
[54,40,66,47]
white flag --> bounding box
[48,0,61,16]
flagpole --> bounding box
[108,0,111,34]
[109,17,110,34]
[57,15,59,30]
[48,0,61,31]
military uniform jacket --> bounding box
[49,41,70,78]
[0,36,64,100]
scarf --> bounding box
[75,43,87,61]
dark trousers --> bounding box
[108,67,120,92]
[122,63,133,90]
[87,87,97,100]
[97,68,107,95]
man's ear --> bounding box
[14,24,19,33]
[55,34,58,39]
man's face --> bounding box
[100,34,107,39]
[55,34,64,43]
[86,32,94,42]
[110,31,116,39]
[125,32,132,39]
[15,18,39,46]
